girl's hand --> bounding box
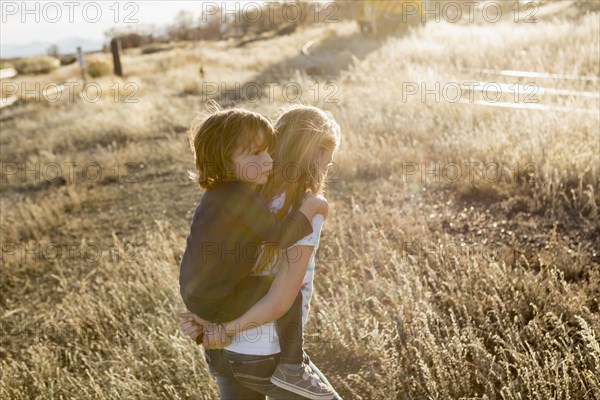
[177,311,210,344]
[203,323,232,349]
[178,316,203,343]
[178,311,210,326]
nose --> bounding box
[264,152,273,167]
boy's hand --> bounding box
[316,194,328,219]
[203,323,232,349]
[303,191,329,219]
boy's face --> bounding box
[231,129,273,185]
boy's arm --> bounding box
[221,245,313,335]
[237,185,326,249]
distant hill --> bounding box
[0,37,104,59]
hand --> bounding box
[178,311,210,326]
[177,311,209,344]
[304,191,317,201]
[304,191,328,219]
[202,323,232,349]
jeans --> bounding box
[204,348,343,400]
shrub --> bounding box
[0,60,15,69]
[14,56,60,75]
[141,43,175,55]
[87,60,112,78]
[59,55,78,66]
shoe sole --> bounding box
[270,375,334,400]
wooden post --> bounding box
[110,38,123,77]
[76,46,86,82]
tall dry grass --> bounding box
[1,9,598,400]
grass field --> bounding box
[1,3,599,399]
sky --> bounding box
[1,1,263,45]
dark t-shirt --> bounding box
[179,181,313,320]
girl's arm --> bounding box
[221,244,314,335]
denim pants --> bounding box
[204,348,343,400]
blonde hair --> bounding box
[186,103,275,190]
[255,105,341,273]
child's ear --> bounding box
[226,155,240,179]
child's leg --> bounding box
[270,301,335,399]
[275,291,304,365]
[180,285,223,321]
[215,276,274,323]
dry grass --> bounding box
[1,8,599,400]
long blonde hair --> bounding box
[255,105,341,273]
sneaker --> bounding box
[270,362,335,400]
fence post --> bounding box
[76,46,86,82]
[111,38,123,77]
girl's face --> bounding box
[231,129,273,185]
[317,147,335,178]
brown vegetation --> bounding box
[1,7,598,399]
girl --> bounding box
[178,106,333,399]
[180,105,342,399]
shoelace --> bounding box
[301,365,328,390]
